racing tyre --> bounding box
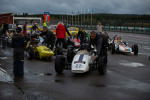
[98,56,106,75]
[27,47,34,60]
[111,43,115,54]
[133,44,138,55]
[67,47,74,63]
[55,55,66,74]
[55,46,63,55]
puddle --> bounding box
[0,68,13,82]
[119,62,145,67]
[34,73,52,76]
[0,57,8,60]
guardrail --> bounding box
[68,25,150,34]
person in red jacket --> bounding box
[55,22,67,48]
[23,22,27,36]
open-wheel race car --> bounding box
[110,35,138,55]
[67,36,80,47]
[26,36,54,60]
[54,43,107,75]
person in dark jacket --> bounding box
[31,23,40,32]
[77,27,87,44]
[64,24,71,37]
[12,27,26,77]
[88,31,108,61]
[55,22,67,48]
[40,26,55,50]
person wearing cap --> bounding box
[12,27,26,77]
[31,22,40,32]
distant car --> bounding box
[110,35,138,55]
[67,27,79,37]
[26,36,54,60]
[54,43,107,75]
[49,25,57,34]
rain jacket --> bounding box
[56,24,66,38]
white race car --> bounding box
[54,43,107,75]
[111,42,138,55]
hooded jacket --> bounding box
[12,33,26,48]
[56,24,66,38]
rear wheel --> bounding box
[27,47,34,60]
[67,47,74,63]
[98,56,106,75]
[55,46,63,55]
[133,44,138,55]
[55,55,66,74]
[111,43,115,54]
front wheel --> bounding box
[67,47,74,63]
[55,55,66,74]
[111,43,115,54]
[27,47,34,60]
[98,56,106,75]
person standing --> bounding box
[55,22,67,48]
[43,21,47,27]
[12,27,26,77]
[77,27,87,44]
[23,22,27,36]
[96,22,102,34]
[40,26,55,50]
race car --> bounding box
[54,43,107,75]
[110,35,138,55]
[49,25,57,34]
[67,27,79,37]
[67,36,80,47]
[26,36,54,60]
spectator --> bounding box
[12,27,26,77]
[23,22,27,36]
[43,21,47,27]
[55,22,67,48]
[77,27,87,44]
[96,22,102,34]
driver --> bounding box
[114,35,122,43]
[31,23,40,32]
[88,31,108,60]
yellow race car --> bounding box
[67,27,79,37]
[27,25,42,33]
[26,37,54,60]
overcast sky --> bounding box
[0,0,150,15]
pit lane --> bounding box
[0,31,150,100]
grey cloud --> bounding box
[0,0,150,14]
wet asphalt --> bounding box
[0,31,150,100]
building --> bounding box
[0,13,13,27]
